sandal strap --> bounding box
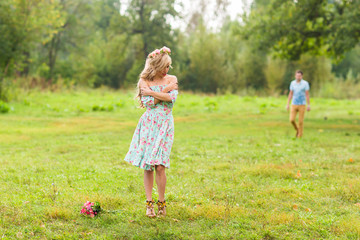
[156,200,166,209]
[146,199,155,207]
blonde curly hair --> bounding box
[135,46,172,108]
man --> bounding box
[286,70,311,138]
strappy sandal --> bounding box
[156,200,166,217]
[146,199,156,218]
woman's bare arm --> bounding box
[141,77,178,103]
[152,78,178,102]
[148,91,172,102]
[139,79,161,105]
[140,87,172,102]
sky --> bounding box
[173,0,252,31]
[120,0,253,31]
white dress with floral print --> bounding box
[124,84,178,171]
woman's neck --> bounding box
[148,75,167,86]
[153,74,167,82]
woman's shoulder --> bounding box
[138,78,150,87]
[165,74,178,83]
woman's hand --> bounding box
[140,87,153,96]
[163,82,178,92]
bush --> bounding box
[0,101,10,113]
[92,104,114,112]
[316,70,360,99]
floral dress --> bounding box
[124,84,178,171]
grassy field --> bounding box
[0,88,359,239]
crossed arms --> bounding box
[139,77,178,104]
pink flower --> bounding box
[161,46,171,53]
[155,49,160,54]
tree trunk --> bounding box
[139,0,148,59]
[48,32,61,80]
[0,60,11,101]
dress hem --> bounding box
[124,159,170,171]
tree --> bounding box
[125,0,179,59]
[242,0,360,61]
[0,0,64,100]
[42,0,93,80]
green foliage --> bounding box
[265,56,287,95]
[0,0,64,74]
[316,69,360,99]
[1,0,360,97]
[332,46,360,78]
[92,104,115,112]
[184,23,226,92]
[0,0,64,100]
[0,100,10,113]
[242,0,360,61]
[36,63,50,79]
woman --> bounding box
[124,46,178,217]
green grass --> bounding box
[0,88,360,239]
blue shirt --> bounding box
[290,79,310,105]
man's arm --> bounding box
[306,90,310,111]
[286,90,293,111]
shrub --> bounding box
[0,101,10,113]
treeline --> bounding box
[1,0,359,101]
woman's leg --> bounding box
[144,169,154,201]
[155,165,166,201]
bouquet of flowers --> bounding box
[80,201,101,217]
